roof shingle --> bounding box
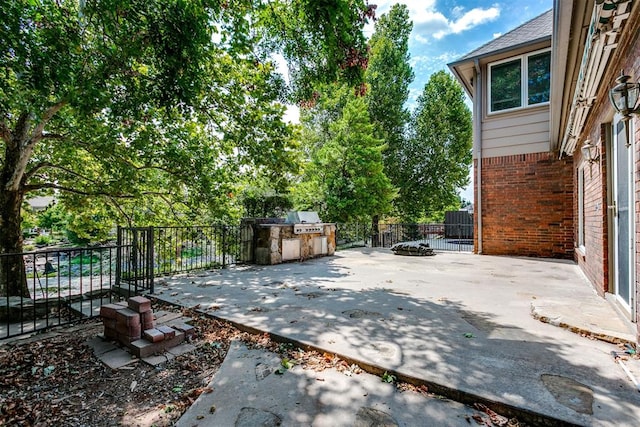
[455,9,552,62]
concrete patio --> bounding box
[152,248,640,426]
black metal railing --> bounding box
[1,225,250,340]
[0,246,119,340]
[117,225,249,288]
[336,223,474,252]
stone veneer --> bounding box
[253,224,336,265]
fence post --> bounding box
[222,226,227,268]
[116,226,122,288]
[132,229,139,295]
[147,226,154,294]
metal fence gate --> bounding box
[116,227,155,295]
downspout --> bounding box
[474,59,483,254]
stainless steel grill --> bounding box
[286,211,323,235]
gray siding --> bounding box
[480,108,550,158]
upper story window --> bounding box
[488,49,551,113]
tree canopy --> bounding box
[0,0,373,296]
[294,93,395,222]
[365,3,413,193]
[399,70,472,220]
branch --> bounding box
[5,102,67,191]
[23,162,104,187]
[158,193,182,220]
[23,182,174,200]
[107,196,133,228]
[23,182,136,198]
[71,138,180,176]
[30,101,67,144]
[40,132,66,140]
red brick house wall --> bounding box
[573,123,609,297]
[571,20,640,329]
[475,152,574,258]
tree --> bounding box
[0,0,373,298]
[399,71,472,220]
[364,3,413,238]
[365,3,413,183]
[295,95,395,223]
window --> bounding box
[488,49,551,113]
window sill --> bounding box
[487,102,550,117]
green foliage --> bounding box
[381,371,396,383]
[296,93,396,222]
[37,203,67,231]
[397,71,472,221]
[275,357,295,375]
[257,1,373,101]
[34,235,52,246]
[20,204,37,233]
[0,0,371,259]
[239,174,296,219]
[365,4,414,205]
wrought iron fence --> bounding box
[336,223,474,252]
[0,246,120,340]
[1,225,250,340]
[117,225,249,289]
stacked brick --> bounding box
[100,296,195,358]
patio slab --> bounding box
[153,248,640,426]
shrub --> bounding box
[34,235,52,245]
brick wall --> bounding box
[572,123,608,297]
[475,152,574,258]
[570,16,640,334]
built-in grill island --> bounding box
[241,212,336,265]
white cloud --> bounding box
[368,1,500,44]
[414,34,430,44]
[493,32,502,39]
[433,7,500,39]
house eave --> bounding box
[556,0,633,157]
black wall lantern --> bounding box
[609,71,640,119]
[581,140,600,164]
[609,71,639,147]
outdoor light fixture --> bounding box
[609,71,640,148]
[609,71,640,119]
[581,140,600,164]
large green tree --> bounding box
[0,0,372,298]
[295,94,395,223]
[365,4,413,191]
[399,70,472,220]
[364,3,412,235]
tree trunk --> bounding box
[372,214,380,248]
[0,188,29,298]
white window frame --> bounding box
[487,48,551,114]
